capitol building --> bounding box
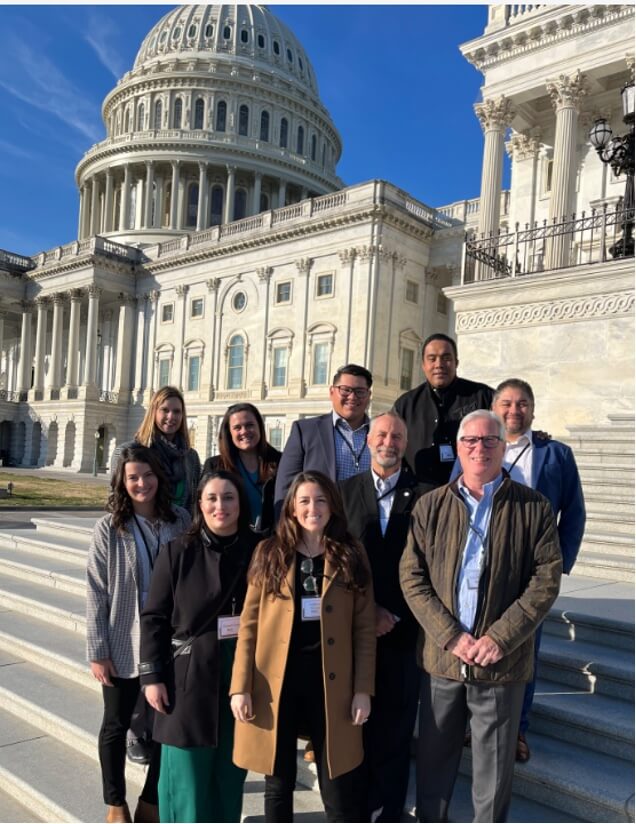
[0,3,633,472]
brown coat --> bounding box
[400,477,562,683]
[229,550,376,779]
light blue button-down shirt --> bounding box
[332,411,371,481]
[456,474,503,633]
[372,467,401,536]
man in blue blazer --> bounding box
[492,378,586,761]
[274,363,373,514]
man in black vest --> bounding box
[340,410,433,822]
[394,333,493,487]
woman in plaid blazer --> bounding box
[86,445,191,824]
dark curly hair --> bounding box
[248,471,369,597]
[216,403,277,483]
[108,445,176,532]
[186,469,251,541]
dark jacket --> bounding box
[394,377,494,487]
[202,444,281,534]
[339,468,434,649]
[400,476,562,684]
[139,528,259,748]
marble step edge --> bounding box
[0,556,85,596]
[0,589,86,634]
[0,532,87,565]
[0,629,96,693]
[0,764,76,824]
[31,517,94,538]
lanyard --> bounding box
[506,441,531,474]
[335,424,368,470]
[133,515,160,571]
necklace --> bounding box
[300,536,323,558]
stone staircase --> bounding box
[563,414,635,584]
[0,515,633,822]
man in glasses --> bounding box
[340,411,434,822]
[274,363,373,514]
[400,410,562,823]
[393,333,493,487]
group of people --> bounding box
[86,331,586,823]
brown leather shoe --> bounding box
[133,799,159,823]
[516,733,530,763]
[106,804,132,823]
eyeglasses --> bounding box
[459,435,502,449]
[300,557,321,594]
[333,385,370,399]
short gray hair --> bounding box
[368,409,407,438]
[457,410,505,442]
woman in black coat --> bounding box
[202,403,281,533]
[140,470,259,823]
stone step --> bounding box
[580,531,634,557]
[459,730,635,822]
[577,463,634,484]
[584,513,635,537]
[579,478,635,498]
[573,552,635,583]
[0,531,88,565]
[544,608,634,652]
[568,448,635,466]
[0,781,44,823]
[565,425,635,444]
[538,634,634,702]
[582,495,634,518]
[531,677,634,761]
[31,516,96,546]
[0,577,85,634]
[0,546,85,596]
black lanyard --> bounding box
[133,515,160,571]
[505,441,531,474]
[335,424,368,470]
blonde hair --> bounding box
[134,386,191,448]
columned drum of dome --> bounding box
[75,4,344,246]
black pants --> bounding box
[362,643,420,822]
[264,650,363,823]
[99,676,160,806]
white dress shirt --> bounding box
[503,428,534,487]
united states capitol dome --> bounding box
[75,4,343,246]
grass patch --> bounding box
[0,473,108,508]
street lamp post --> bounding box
[93,429,100,477]
[589,80,635,258]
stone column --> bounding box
[252,172,262,215]
[46,294,65,393]
[119,165,131,232]
[82,181,92,239]
[223,165,236,224]
[339,249,357,364]
[103,171,114,233]
[143,161,155,229]
[90,177,101,236]
[170,161,180,229]
[196,162,207,231]
[546,71,588,269]
[133,295,148,402]
[113,294,135,396]
[294,258,313,396]
[65,289,82,393]
[507,131,541,231]
[17,302,33,394]
[278,179,287,209]
[83,286,101,387]
[257,267,272,396]
[474,96,515,240]
[78,186,86,239]
[175,284,189,389]
[0,313,5,385]
[205,278,220,399]
[32,297,49,395]
[145,291,160,399]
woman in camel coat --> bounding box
[230,471,376,822]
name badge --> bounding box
[439,444,455,462]
[218,615,241,639]
[301,597,321,621]
[466,570,482,590]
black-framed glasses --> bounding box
[332,385,370,399]
[459,435,502,449]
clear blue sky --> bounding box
[0,3,499,256]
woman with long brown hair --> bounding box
[230,471,376,822]
[203,403,280,533]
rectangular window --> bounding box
[190,297,204,318]
[272,347,288,387]
[269,424,283,450]
[161,303,174,323]
[275,281,292,304]
[187,355,201,391]
[316,273,333,298]
[405,280,419,304]
[158,359,171,387]
[400,348,414,392]
[312,342,329,385]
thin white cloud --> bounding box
[0,139,37,162]
[0,34,103,143]
[84,11,127,80]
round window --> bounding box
[232,291,247,312]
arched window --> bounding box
[186,183,199,228]
[260,192,269,212]
[194,98,205,130]
[223,25,232,40]
[233,189,247,221]
[216,100,227,132]
[280,117,288,148]
[240,29,249,44]
[296,125,304,155]
[153,99,162,130]
[124,108,130,133]
[322,143,326,168]
[227,334,245,389]
[238,105,249,136]
[311,133,317,161]
[162,182,171,227]
[173,98,182,129]
[137,103,145,131]
[260,110,270,142]
[210,185,224,226]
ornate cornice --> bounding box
[474,96,515,133]
[546,71,588,113]
[456,290,634,332]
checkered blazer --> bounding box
[86,508,191,678]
